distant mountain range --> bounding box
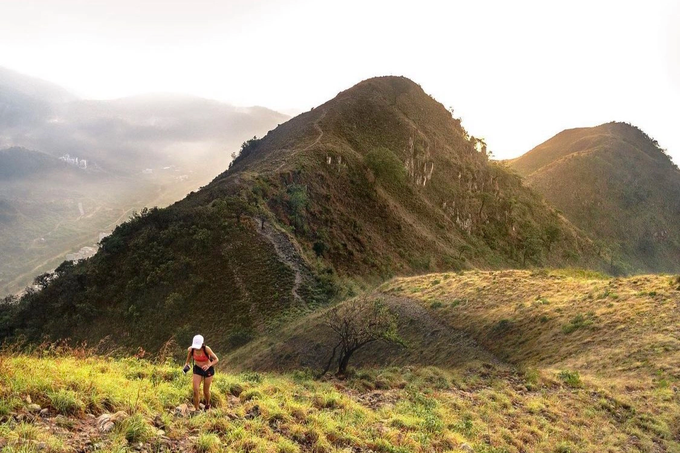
[0,66,288,295]
[508,122,680,273]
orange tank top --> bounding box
[192,348,210,362]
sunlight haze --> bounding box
[1,0,678,161]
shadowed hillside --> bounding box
[0,76,602,352]
[509,122,680,273]
[223,269,680,450]
[228,269,680,381]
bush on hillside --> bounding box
[365,147,407,187]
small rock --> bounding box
[26,395,32,404]
[86,413,95,419]
[96,414,111,426]
[16,413,34,422]
[174,403,190,417]
[27,403,41,413]
[230,383,244,397]
[461,443,474,453]
[36,442,48,451]
[153,414,165,429]
[39,408,49,417]
[245,404,260,420]
[96,411,128,432]
[111,411,129,423]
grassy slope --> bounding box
[226,269,680,450]
[1,76,603,352]
[379,270,680,378]
[508,122,680,273]
[1,347,678,452]
[229,270,680,378]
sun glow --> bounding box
[0,0,677,161]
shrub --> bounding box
[365,147,407,187]
[557,370,582,388]
[48,389,84,415]
[451,299,464,308]
[119,413,151,443]
[562,314,592,334]
[493,319,513,333]
[195,433,221,453]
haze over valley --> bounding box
[0,66,287,295]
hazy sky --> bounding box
[1,0,678,161]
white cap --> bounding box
[191,334,204,349]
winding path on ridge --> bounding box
[274,108,327,173]
[256,220,314,309]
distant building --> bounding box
[59,154,87,169]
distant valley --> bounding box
[0,66,288,295]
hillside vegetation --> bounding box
[1,340,678,452]
[508,122,680,273]
[226,269,680,451]
[229,270,680,378]
[0,76,603,352]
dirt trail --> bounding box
[274,108,327,172]
[256,220,314,308]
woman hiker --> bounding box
[184,334,219,410]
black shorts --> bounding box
[193,365,215,377]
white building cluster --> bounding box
[59,154,87,169]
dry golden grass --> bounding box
[1,351,679,452]
[379,269,680,379]
[2,270,679,451]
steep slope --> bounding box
[509,122,680,273]
[1,76,601,351]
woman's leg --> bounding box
[192,373,202,410]
[203,375,213,408]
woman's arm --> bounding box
[206,346,219,367]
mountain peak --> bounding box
[2,76,601,352]
[509,122,680,273]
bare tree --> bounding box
[319,297,400,377]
